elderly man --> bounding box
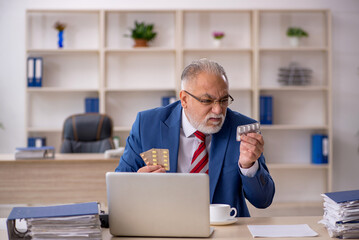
[115,59,275,217]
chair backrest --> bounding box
[60,113,115,153]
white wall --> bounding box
[0,0,358,191]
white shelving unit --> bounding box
[25,9,332,210]
[256,10,332,207]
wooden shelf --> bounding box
[27,49,99,54]
[183,48,252,52]
[267,163,329,169]
[259,47,328,52]
[105,48,175,53]
[28,126,133,133]
[114,126,132,132]
[230,87,253,92]
[27,9,100,13]
[259,86,329,91]
[261,125,328,130]
[27,87,99,93]
[28,127,62,133]
[105,88,176,92]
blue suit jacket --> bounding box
[115,101,275,217]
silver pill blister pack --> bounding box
[236,123,261,141]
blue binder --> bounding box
[27,137,46,147]
[8,202,99,220]
[85,98,92,113]
[27,57,35,87]
[162,96,176,106]
[322,135,328,163]
[311,134,328,164]
[7,202,99,240]
[85,97,99,113]
[260,96,273,125]
[324,190,359,204]
[27,57,43,87]
[16,146,55,152]
[34,57,43,87]
[93,98,99,112]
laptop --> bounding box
[106,172,212,237]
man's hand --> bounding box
[137,165,166,173]
[239,133,264,169]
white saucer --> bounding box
[210,218,237,226]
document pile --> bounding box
[15,146,55,159]
[320,189,359,239]
[7,202,101,240]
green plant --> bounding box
[212,31,225,40]
[0,123,4,130]
[125,21,157,41]
[54,21,66,31]
[287,27,308,38]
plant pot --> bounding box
[288,37,299,47]
[213,39,222,48]
[133,39,148,47]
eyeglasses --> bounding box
[184,90,234,107]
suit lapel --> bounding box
[209,115,232,202]
[160,104,182,173]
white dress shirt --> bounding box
[177,109,259,177]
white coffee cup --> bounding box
[210,204,237,222]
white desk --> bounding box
[0,154,119,205]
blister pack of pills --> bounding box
[236,123,261,141]
[140,148,170,171]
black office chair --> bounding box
[60,113,115,153]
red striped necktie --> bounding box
[189,131,209,174]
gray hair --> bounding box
[181,58,228,90]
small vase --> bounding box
[289,37,299,47]
[213,39,222,48]
[58,30,64,48]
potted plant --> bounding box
[125,21,157,47]
[212,31,225,47]
[286,27,308,47]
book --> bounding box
[15,146,55,160]
[7,202,101,240]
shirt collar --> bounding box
[181,109,197,138]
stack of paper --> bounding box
[14,146,55,159]
[320,190,359,239]
[7,202,101,240]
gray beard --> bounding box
[187,112,226,135]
